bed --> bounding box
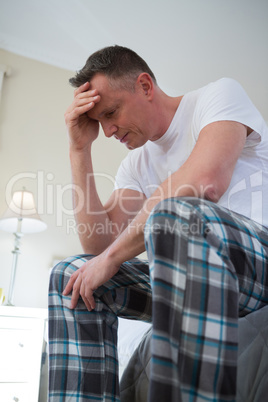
[118,305,268,402]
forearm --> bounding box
[105,177,191,265]
[64,174,196,311]
[104,163,213,265]
[70,146,114,254]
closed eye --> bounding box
[105,110,116,118]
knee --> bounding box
[146,196,205,224]
[151,197,214,217]
[145,197,215,240]
[49,254,95,294]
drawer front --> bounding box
[0,317,45,383]
[0,308,48,401]
[0,383,31,402]
[0,328,33,381]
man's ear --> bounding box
[136,73,154,99]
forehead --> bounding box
[90,73,113,93]
[88,74,132,119]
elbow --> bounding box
[79,235,113,256]
[199,177,228,204]
[203,184,221,203]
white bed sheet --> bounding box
[118,318,151,379]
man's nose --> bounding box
[102,122,118,138]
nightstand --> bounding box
[0,306,48,402]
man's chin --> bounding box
[125,139,148,151]
[125,142,141,151]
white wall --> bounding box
[0,49,128,308]
[0,0,267,308]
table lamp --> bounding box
[0,188,47,305]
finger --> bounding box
[80,282,93,311]
[73,94,99,109]
[67,94,100,117]
[75,90,100,102]
[83,280,96,311]
[74,81,90,96]
[67,100,96,119]
[84,291,96,311]
[65,101,97,125]
[89,294,96,310]
[62,270,79,295]
[69,275,83,309]
[74,84,100,102]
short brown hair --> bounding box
[69,45,157,91]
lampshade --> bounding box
[0,189,47,234]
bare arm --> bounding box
[65,82,145,254]
[64,120,248,310]
[106,120,248,264]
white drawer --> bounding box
[0,317,45,383]
[0,307,48,402]
[0,383,31,402]
[0,328,33,381]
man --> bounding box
[49,45,268,401]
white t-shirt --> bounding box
[114,78,268,226]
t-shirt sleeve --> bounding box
[192,77,264,147]
[114,153,144,193]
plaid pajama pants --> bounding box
[48,197,268,401]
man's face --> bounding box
[86,73,154,150]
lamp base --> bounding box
[5,300,15,306]
[7,232,22,307]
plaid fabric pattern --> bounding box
[48,197,268,401]
[145,197,268,402]
[48,256,152,401]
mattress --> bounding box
[119,305,268,402]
